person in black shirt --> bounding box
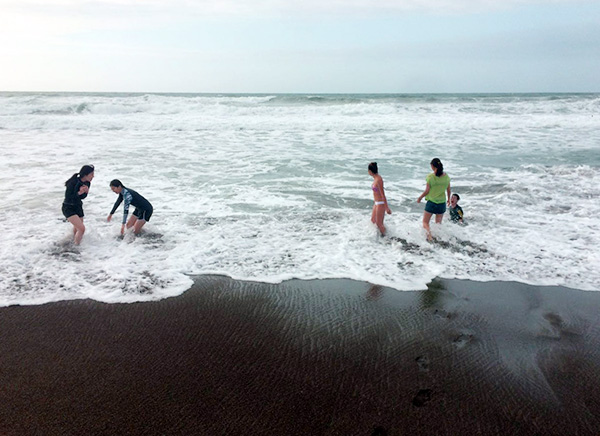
[448,193,464,224]
[62,164,95,245]
[107,179,153,235]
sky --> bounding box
[0,0,599,93]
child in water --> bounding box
[448,193,464,224]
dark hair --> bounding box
[109,179,123,188]
[65,164,94,186]
[368,162,378,174]
[452,193,460,201]
[430,158,443,177]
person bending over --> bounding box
[107,179,153,235]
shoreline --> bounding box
[1,276,599,435]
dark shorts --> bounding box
[62,203,84,219]
[133,207,153,222]
[425,200,446,215]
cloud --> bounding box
[1,0,597,92]
[0,0,591,24]
[0,0,591,46]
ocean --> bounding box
[0,92,598,306]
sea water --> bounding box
[0,93,598,306]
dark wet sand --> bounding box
[1,277,599,436]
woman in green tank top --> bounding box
[417,158,451,241]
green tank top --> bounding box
[425,173,450,204]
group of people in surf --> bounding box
[62,165,153,245]
[368,158,463,241]
[63,159,462,245]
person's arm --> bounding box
[77,181,90,199]
[64,182,77,203]
[119,189,134,234]
[110,192,131,235]
[380,179,392,214]
[121,191,132,224]
[446,183,452,206]
[107,194,123,222]
[417,184,430,203]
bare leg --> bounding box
[133,219,146,235]
[371,205,376,223]
[375,205,386,236]
[125,215,138,231]
[422,212,433,241]
[67,216,85,245]
[435,214,444,224]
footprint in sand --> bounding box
[416,356,430,372]
[412,389,433,407]
[544,312,563,329]
[452,330,475,348]
[371,426,388,436]
[538,312,565,339]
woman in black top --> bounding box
[107,179,153,235]
[62,164,95,245]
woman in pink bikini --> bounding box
[368,162,392,236]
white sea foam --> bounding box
[0,93,599,306]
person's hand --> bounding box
[107,214,112,222]
[386,207,392,215]
[120,224,125,235]
[78,185,89,195]
[417,197,422,203]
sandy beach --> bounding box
[1,276,599,435]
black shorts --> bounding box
[62,203,84,219]
[133,207,153,222]
[424,200,446,215]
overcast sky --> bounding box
[1,0,598,93]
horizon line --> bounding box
[1,90,599,95]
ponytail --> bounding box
[65,164,94,186]
[430,158,443,177]
[65,173,79,187]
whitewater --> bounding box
[0,92,598,306]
